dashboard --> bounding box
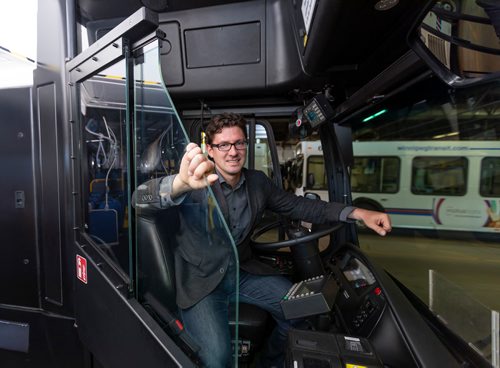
[260,242,473,367]
[330,249,386,337]
[326,244,463,368]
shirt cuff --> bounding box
[159,174,186,207]
[339,206,357,223]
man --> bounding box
[137,113,391,367]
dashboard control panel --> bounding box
[281,274,339,319]
[303,95,335,128]
[330,249,386,335]
[286,329,383,368]
[350,294,383,332]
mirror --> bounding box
[411,0,500,87]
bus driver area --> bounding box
[1,0,500,368]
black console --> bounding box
[281,247,388,368]
[286,329,383,368]
[330,251,386,335]
[281,274,339,320]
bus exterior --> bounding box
[291,140,500,234]
[289,140,328,200]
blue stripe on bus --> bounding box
[469,147,500,150]
[385,209,433,216]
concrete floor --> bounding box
[359,233,500,312]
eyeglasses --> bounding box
[211,140,248,151]
[210,140,248,151]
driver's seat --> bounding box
[136,207,269,363]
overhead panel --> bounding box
[184,22,260,68]
[159,21,184,86]
[158,0,268,97]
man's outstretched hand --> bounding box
[348,208,392,236]
[171,143,218,197]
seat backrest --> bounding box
[136,207,270,363]
[136,208,179,313]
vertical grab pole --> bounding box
[492,309,499,368]
[429,269,435,310]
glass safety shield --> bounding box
[132,40,240,366]
[74,36,240,366]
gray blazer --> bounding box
[136,169,352,309]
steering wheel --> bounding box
[251,221,343,251]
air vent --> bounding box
[421,28,450,69]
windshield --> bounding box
[346,76,500,363]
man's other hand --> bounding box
[348,208,392,236]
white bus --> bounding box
[289,140,500,234]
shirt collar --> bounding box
[217,169,246,190]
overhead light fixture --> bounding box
[433,132,459,139]
[374,0,399,11]
[362,109,387,122]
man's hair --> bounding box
[205,113,247,144]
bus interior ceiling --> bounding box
[77,0,430,117]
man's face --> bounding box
[207,126,247,179]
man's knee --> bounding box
[197,338,232,368]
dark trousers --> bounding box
[180,263,293,367]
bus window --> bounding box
[381,157,400,192]
[0,1,37,88]
[352,157,400,194]
[411,157,467,196]
[306,156,327,190]
[292,155,304,190]
[480,157,500,197]
[81,59,129,274]
[253,123,273,179]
